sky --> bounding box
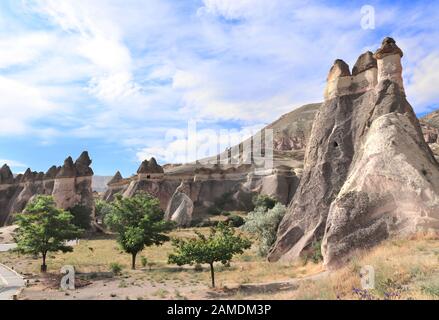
[1,0,439,176]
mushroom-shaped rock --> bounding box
[107,171,123,185]
[352,51,377,75]
[75,151,93,176]
[327,59,351,81]
[44,165,59,179]
[0,164,14,184]
[374,37,403,59]
[56,156,77,178]
[22,168,36,182]
[137,157,164,174]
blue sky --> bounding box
[0,0,438,176]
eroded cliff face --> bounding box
[268,37,439,267]
[104,156,300,227]
[0,151,94,226]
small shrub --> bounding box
[310,240,323,263]
[194,264,203,272]
[422,282,439,297]
[207,206,221,215]
[141,256,148,268]
[242,203,286,256]
[110,263,123,275]
[252,194,277,210]
[225,215,245,227]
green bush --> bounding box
[242,203,286,256]
[225,215,245,227]
[110,262,123,275]
[207,206,221,215]
[309,240,323,263]
[140,256,148,268]
[214,191,234,209]
[252,194,277,210]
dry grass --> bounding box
[3,228,439,300]
[0,227,321,288]
[230,232,439,300]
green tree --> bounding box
[242,203,286,256]
[14,196,83,272]
[95,199,113,225]
[168,223,251,287]
[68,204,92,231]
[104,193,174,269]
[252,194,277,210]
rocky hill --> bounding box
[268,37,439,267]
[420,110,439,161]
[102,102,325,227]
[0,151,94,226]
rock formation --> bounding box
[165,181,194,227]
[420,109,439,161]
[268,37,439,267]
[0,151,94,226]
[104,151,301,227]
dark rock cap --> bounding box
[352,51,377,75]
[108,171,123,185]
[374,37,403,59]
[137,157,164,174]
[23,168,36,182]
[44,165,59,179]
[75,151,94,176]
[56,156,77,178]
[0,164,14,184]
[327,59,351,80]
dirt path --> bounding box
[0,263,25,300]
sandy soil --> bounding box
[19,273,229,300]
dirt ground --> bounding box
[0,228,323,300]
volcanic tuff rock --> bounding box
[165,181,194,227]
[0,151,94,226]
[268,37,439,267]
[137,157,164,174]
[420,109,439,161]
[103,102,317,227]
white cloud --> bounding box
[2,0,439,171]
[0,76,56,135]
[0,159,27,169]
[199,0,279,20]
[136,122,264,164]
[407,53,439,108]
[0,32,55,69]
[25,0,137,103]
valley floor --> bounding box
[1,228,439,300]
